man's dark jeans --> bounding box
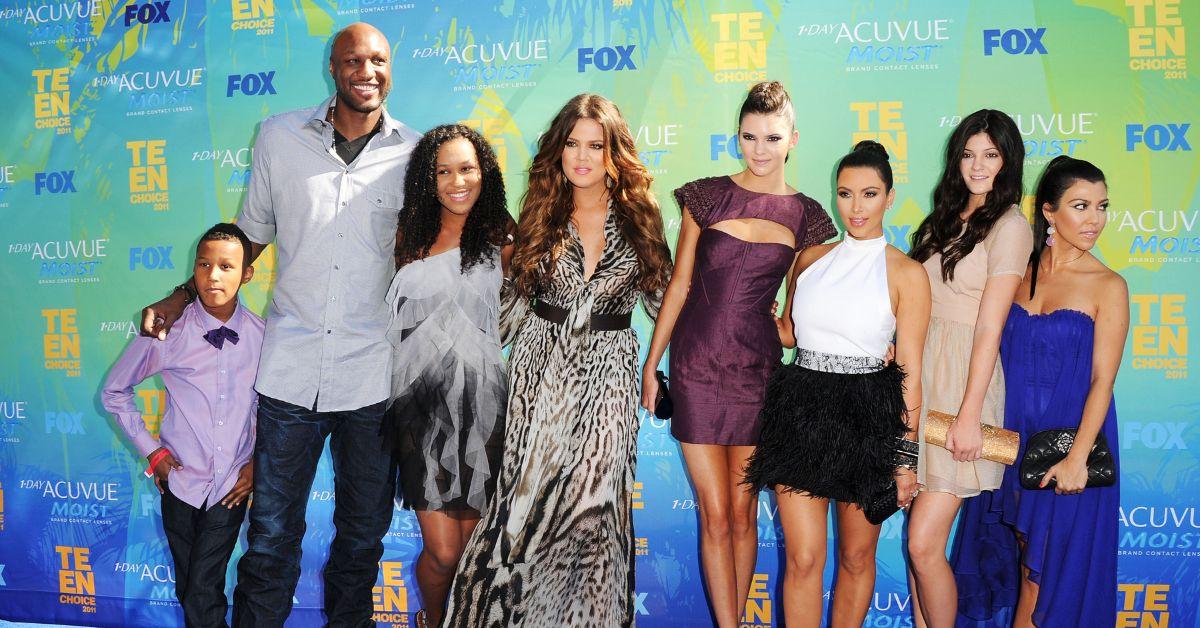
[232,395,395,628]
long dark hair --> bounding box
[1028,155,1107,297]
[396,124,510,273]
[910,109,1024,281]
[509,93,672,297]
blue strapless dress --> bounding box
[951,304,1120,627]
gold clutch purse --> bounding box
[924,410,1020,466]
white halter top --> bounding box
[791,234,895,361]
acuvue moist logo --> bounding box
[634,123,680,174]
[7,238,108,286]
[1112,209,1199,264]
[92,67,204,117]
[192,146,253,192]
[0,164,13,207]
[937,112,1095,164]
[797,18,952,72]
[411,38,548,93]
[5,0,101,47]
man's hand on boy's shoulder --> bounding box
[141,285,191,340]
[221,460,254,509]
[148,447,183,494]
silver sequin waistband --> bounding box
[793,348,886,375]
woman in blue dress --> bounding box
[952,155,1127,626]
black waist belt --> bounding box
[533,300,632,331]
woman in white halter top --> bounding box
[745,141,931,627]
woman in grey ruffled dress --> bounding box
[385,124,513,628]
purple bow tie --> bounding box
[203,326,239,350]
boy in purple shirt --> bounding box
[103,223,265,627]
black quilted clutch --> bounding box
[862,480,899,525]
[1019,429,1115,490]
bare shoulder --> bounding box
[1094,265,1128,303]
[886,245,929,283]
[797,242,837,272]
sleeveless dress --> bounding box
[918,207,1033,496]
[445,208,665,627]
[745,235,907,506]
[952,304,1120,626]
[669,175,837,445]
[384,247,506,513]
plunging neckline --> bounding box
[570,203,611,283]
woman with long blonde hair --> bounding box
[445,93,671,627]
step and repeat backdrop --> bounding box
[1,0,1197,626]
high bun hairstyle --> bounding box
[1027,155,1107,297]
[738,80,795,129]
[837,140,893,190]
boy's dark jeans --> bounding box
[161,485,247,628]
[232,395,395,628]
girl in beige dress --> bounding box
[905,110,1033,628]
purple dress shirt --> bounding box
[103,300,265,510]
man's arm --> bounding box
[141,123,275,339]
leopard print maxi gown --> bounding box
[445,209,663,627]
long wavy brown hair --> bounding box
[510,93,671,297]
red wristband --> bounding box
[145,448,171,478]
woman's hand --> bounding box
[1040,454,1089,495]
[945,407,983,462]
[772,300,795,347]
[640,366,659,414]
[895,468,920,508]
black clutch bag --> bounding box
[1019,429,1115,490]
[863,480,899,525]
[653,370,673,419]
[862,439,920,525]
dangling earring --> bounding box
[605,174,615,189]
[1045,225,1056,247]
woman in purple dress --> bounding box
[640,81,836,627]
[952,156,1126,626]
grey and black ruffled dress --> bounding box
[385,247,506,514]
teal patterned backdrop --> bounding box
[0,0,1197,625]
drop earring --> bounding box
[1046,225,1056,247]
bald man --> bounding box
[142,22,421,627]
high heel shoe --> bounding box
[415,609,429,628]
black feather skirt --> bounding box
[744,352,908,507]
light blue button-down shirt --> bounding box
[237,97,421,412]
